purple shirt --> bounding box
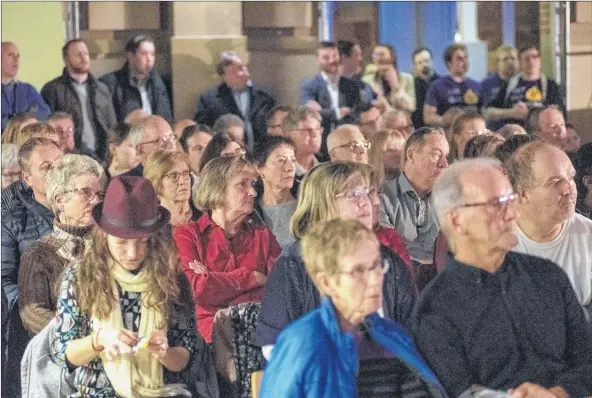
[480,73,505,108]
[425,75,482,116]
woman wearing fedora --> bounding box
[51,175,198,397]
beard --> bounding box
[70,64,90,74]
[421,65,431,76]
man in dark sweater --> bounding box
[412,157,592,397]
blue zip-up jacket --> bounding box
[260,297,448,398]
[1,80,51,131]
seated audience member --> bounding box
[196,51,275,152]
[14,122,60,147]
[284,107,323,177]
[19,154,106,335]
[197,132,245,173]
[260,219,446,398]
[413,157,592,397]
[41,39,117,161]
[463,133,504,159]
[124,108,148,124]
[411,47,440,129]
[480,45,519,110]
[172,119,196,152]
[383,108,413,137]
[363,44,416,115]
[424,44,481,128]
[300,41,361,159]
[531,106,567,150]
[506,141,592,321]
[493,133,537,164]
[327,124,371,164]
[575,143,592,219]
[52,175,199,397]
[2,144,21,189]
[484,45,564,128]
[564,122,581,153]
[1,42,50,130]
[266,105,291,137]
[173,156,281,342]
[178,124,213,177]
[48,112,76,154]
[212,113,246,148]
[497,123,527,139]
[144,150,200,226]
[256,162,416,356]
[125,115,176,176]
[100,35,172,123]
[1,112,37,144]
[448,111,488,162]
[369,129,406,182]
[251,135,298,249]
[380,127,449,290]
[106,123,141,178]
[358,102,384,139]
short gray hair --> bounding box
[432,157,502,226]
[45,154,107,214]
[212,113,244,134]
[2,144,20,170]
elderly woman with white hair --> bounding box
[18,154,107,335]
[1,143,21,190]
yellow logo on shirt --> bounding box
[525,86,543,102]
[463,89,479,105]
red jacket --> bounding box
[375,225,416,286]
[173,212,281,342]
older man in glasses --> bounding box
[327,124,370,164]
[412,157,592,397]
[379,127,449,290]
[506,141,592,323]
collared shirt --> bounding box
[294,156,321,178]
[320,71,341,120]
[128,73,152,115]
[379,173,439,262]
[70,80,97,151]
[232,83,254,152]
[412,251,592,397]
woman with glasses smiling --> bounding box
[260,219,446,397]
[256,161,416,359]
[19,154,107,335]
[144,150,201,227]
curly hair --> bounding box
[76,228,181,324]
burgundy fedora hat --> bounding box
[92,176,170,238]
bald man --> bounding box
[535,107,567,150]
[327,124,370,164]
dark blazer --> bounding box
[100,64,173,123]
[41,69,117,160]
[195,82,275,148]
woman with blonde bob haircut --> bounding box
[260,219,447,397]
[174,155,281,343]
[144,150,200,226]
[256,161,416,359]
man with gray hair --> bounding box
[412,157,592,397]
[195,51,275,152]
[212,113,246,148]
[327,124,370,164]
[379,126,449,290]
[506,140,592,322]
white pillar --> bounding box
[456,1,488,80]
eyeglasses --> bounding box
[332,140,372,153]
[297,128,322,135]
[456,193,517,213]
[137,135,177,148]
[164,170,191,183]
[335,259,390,281]
[63,187,105,202]
[467,129,494,136]
[336,187,371,203]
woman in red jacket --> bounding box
[173,155,281,342]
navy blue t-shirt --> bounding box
[480,73,504,108]
[424,75,482,116]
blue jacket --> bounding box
[1,80,51,130]
[260,297,447,398]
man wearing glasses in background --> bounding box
[123,115,176,177]
[413,157,592,397]
[379,127,449,290]
[284,107,325,178]
[327,124,371,164]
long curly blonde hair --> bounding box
[76,227,181,324]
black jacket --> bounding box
[195,82,276,148]
[41,69,117,160]
[100,64,173,123]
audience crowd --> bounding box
[1,34,591,398]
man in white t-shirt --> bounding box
[507,140,592,322]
